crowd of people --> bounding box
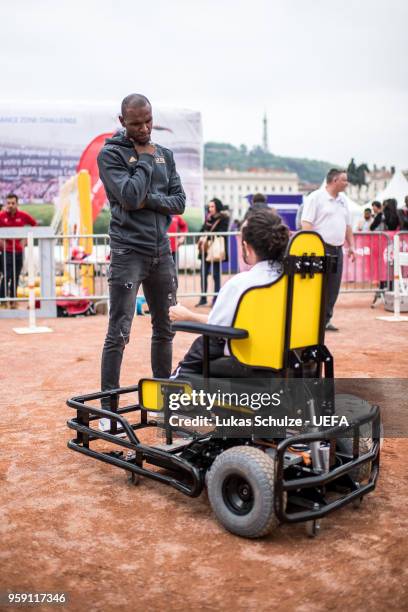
[2,137,408,337]
[357,196,408,232]
[199,176,408,333]
[0,179,59,203]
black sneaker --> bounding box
[195,299,207,307]
[325,322,339,332]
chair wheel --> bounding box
[207,446,279,538]
[128,472,140,486]
[305,519,321,537]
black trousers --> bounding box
[174,336,275,379]
[0,251,23,299]
[200,260,221,300]
[325,245,343,324]
[174,336,225,376]
[101,249,177,403]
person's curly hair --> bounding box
[242,209,289,262]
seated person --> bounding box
[170,209,290,376]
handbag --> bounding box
[197,235,209,255]
[206,235,226,262]
[198,217,226,262]
[197,217,221,258]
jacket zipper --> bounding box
[134,144,161,257]
[155,210,159,257]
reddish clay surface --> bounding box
[1,293,408,611]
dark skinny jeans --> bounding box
[101,248,177,405]
[200,260,221,302]
[0,251,23,299]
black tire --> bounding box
[337,426,374,483]
[207,445,278,538]
[335,395,383,482]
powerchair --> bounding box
[67,231,381,539]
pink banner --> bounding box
[342,232,395,283]
[236,230,407,283]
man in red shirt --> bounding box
[167,214,188,265]
[0,193,37,307]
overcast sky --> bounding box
[1,0,407,168]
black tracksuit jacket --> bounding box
[97,131,186,255]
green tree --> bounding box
[204,142,334,184]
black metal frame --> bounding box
[274,408,381,522]
[282,249,336,377]
[67,384,381,522]
[67,386,203,497]
[66,232,381,528]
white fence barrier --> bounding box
[13,232,53,334]
[377,232,408,322]
[0,229,406,319]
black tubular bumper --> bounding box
[274,405,381,523]
[67,387,381,522]
[66,386,203,498]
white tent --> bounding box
[343,193,365,230]
[371,170,408,208]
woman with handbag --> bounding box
[196,198,230,307]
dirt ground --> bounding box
[1,293,408,612]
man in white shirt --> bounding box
[301,168,355,331]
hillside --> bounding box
[204,142,334,184]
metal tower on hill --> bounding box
[262,112,269,152]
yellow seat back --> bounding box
[229,231,326,370]
[289,232,325,349]
[230,275,288,369]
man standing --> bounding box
[251,193,268,210]
[0,193,37,308]
[97,94,185,401]
[357,208,373,231]
[399,196,408,230]
[301,169,355,332]
[370,201,384,231]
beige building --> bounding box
[204,168,299,218]
[346,168,393,203]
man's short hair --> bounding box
[364,208,371,213]
[326,168,346,184]
[121,93,151,117]
[372,200,382,211]
[6,193,18,202]
[252,192,266,204]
